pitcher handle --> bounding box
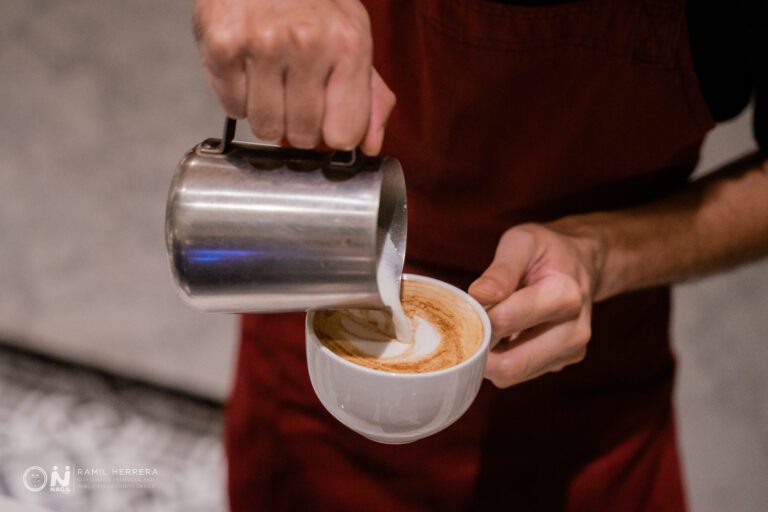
[204,117,359,168]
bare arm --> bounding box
[469,153,768,387]
[561,152,768,302]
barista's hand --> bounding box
[193,0,395,155]
[469,223,603,388]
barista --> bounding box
[194,0,768,510]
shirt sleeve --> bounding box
[687,0,768,154]
[752,3,768,153]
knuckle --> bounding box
[381,86,397,111]
[491,377,512,389]
[330,23,368,53]
[287,21,322,50]
[552,347,587,373]
[557,278,584,312]
[248,27,283,56]
[572,321,592,347]
[204,27,243,63]
[500,224,537,252]
[486,358,514,388]
[541,276,581,314]
[499,227,520,245]
[511,354,535,382]
[346,2,371,30]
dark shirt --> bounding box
[688,0,767,151]
[491,0,768,152]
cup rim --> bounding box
[306,273,491,378]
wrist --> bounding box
[546,213,614,302]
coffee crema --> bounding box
[313,279,484,373]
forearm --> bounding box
[551,152,768,302]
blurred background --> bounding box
[0,1,766,511]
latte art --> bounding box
[313,279,484,373]
[325,309,441,360]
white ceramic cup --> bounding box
[305,273,492,444]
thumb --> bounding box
[361,68,396,156]
[469,256,527,307]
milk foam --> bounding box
[313,278,485,373]
[341,311,441,360]
[377,233,412,342]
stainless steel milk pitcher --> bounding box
[165,118,407,313]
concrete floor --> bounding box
[0,1,766,510]
[0,345,226,512]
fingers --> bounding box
[205,69,248,119]
[469,228,540,306]
[245,55,285,142]
[487,275,584,339]
[469,234,535,306]
[472,224,596,388]
[195,5,248,119]
[195,0,381,151]
[323,38,372,150]
[360,68,396,156]
[283,32,333,148]
[469,261,526,306]
[484,308,592,388]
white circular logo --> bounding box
[22,466,48,492]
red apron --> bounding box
[226,1,713,510]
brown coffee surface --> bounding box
[313,278,484,373]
